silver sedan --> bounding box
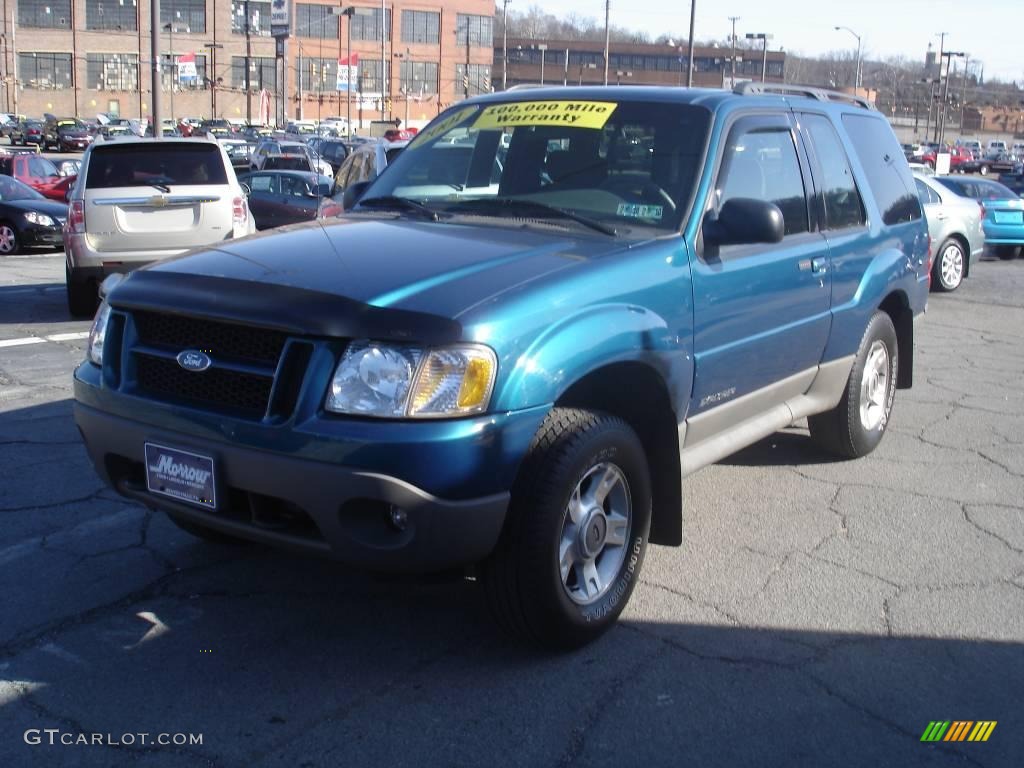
[914,172,985,292]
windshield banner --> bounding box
[472,101,617,130]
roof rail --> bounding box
[506,83,558,91]
[733,82,875,111]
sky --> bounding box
[523,0,1022,84]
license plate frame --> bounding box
[144,442,217,510]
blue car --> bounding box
[933,176,1024,260]
[74,84,929,647]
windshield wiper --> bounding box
[444,198,617,237]
[356,195,441,221]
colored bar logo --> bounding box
[921,721,996,742]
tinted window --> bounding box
[915,179,940,206]
[842,114,921,225]
[28,157,58,177]
[802,114,865,229]
[86,144,228,188]
[247,174,277,193]
[934,177,1018,201]
[717,127,808,236]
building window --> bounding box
[18,52,74,89]
[399,61,438,95]
[19,0,72,29]
[296,58,339,92]
[454,63,491,95]
[231,57,277,90]
[295,4,337,39]
[455,15,492,47]
[766,61,784,78]
[232,0,272,37]
[351,8,391,42]
[161,0,206,35]
[86,53,140,91]
[400,10,439,45]
[356,59,389,94]
[85,0,138,31]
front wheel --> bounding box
[0,222,20,255]
[809,312,898,459]
[66,265,99,317]
[481,408,652,649]
[932,238,965,292]
[978,164,990,176]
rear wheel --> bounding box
[481,408,651,649]
[931,238,965,292]
[809,312,898,459]
[65,265,99,317]
[978,164,990,176]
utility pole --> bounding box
[728,16,739,84]
[501,0,510,90]
[686,0,696,87]
[381,0,387,121]
[938,50,964,146]
[603,0,610,86]
[150,0,162,135]
[933,32,947,142]
[563,48,569,86]
[538,44,547,85]
[464,20,471,98]
[340,6,355,135]
[245,0,252,124]
[960,54,970,133]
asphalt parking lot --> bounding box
[1,251,1022,767]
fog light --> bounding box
[387,506,408,531]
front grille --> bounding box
[135,354,273,415]
[133,311,288,366]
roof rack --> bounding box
[733,82,875,111]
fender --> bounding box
[492,302,692,415]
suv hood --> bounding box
[120,217,629,322]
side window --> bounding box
[248,174,275,194]
[363,153,378,181]
[717,126,808,236]
[841,114,921,225]
[914,179,940,206]
[802,114,865,229]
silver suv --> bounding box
[64,137,256,316]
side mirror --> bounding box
[703,197,785,247]
[240,183,251,197]
[342,180,371,211]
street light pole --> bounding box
[537,44,547,85]
[745,33,770,83]
[833,26,862,92]
[245,0,253,124]
[686,0,696,87]
[602,0,610,86]
[728,16,739,84]
[501,0,510,90]
[150,0,162,135]
[204,43,223,119]
[338,6,355,136]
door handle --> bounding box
[811,257,828,274]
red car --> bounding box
[0,153,76,201]
[920,145,973,171]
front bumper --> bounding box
[73,367,550,572]
[20,223,64,248]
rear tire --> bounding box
[931,238,965,292]
[809,312,898,459]
[66,265,99,317]
[481,408,652,649]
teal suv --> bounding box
[75,84,930,647]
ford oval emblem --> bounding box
[176,350,212,372]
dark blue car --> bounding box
[74,85,929,647]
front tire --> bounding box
[0,222,20,255]
[481,408,652,649]
[809,312,898,459]
[932,237,965,292]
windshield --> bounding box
[363,98,710,234]
[0,175,43,201]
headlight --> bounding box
[24,211,55,226]
[87,302,111,366]
[326,342,497,418]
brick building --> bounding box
[0,0,494,127]
[496,38,785,90]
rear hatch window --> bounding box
[87,143,228,188]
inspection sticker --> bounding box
[473,101,618,130]
[616,203,664,220]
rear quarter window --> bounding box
[86,144,228,188]
[841,114,921,226]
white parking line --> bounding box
[0,331,89,349]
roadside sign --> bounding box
[177,53,197,83]
[336,54,359,92]
[271,0,290,38]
